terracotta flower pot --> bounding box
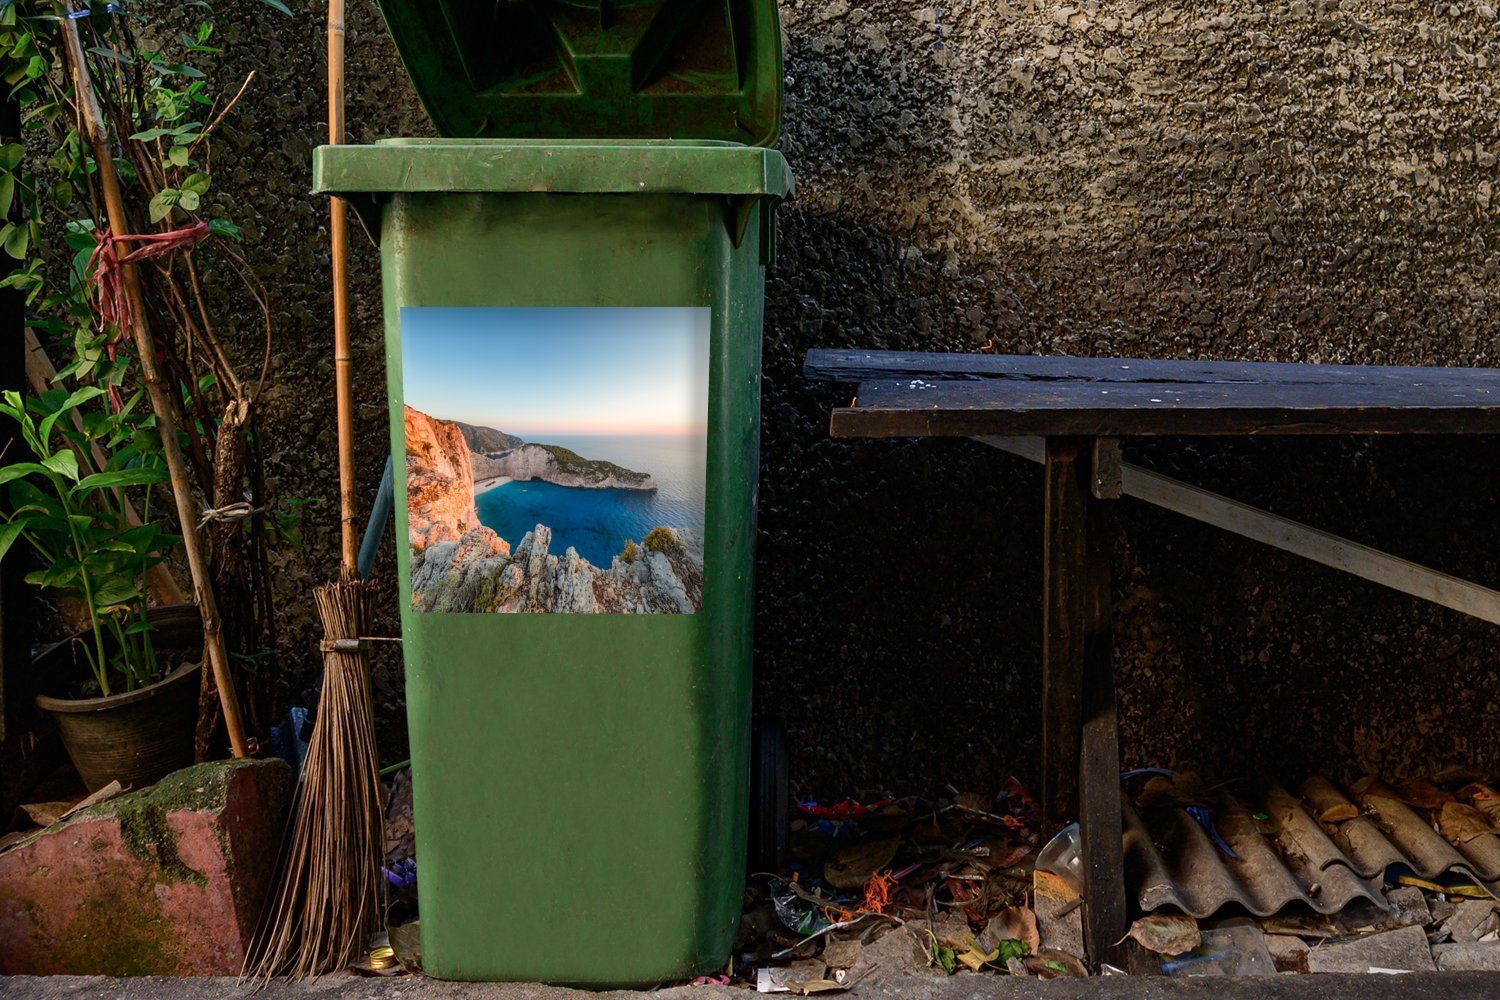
[33,604,203,792]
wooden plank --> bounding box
[806,348,1500,391]
[830,378,1500,438]
[1042,438,1087,833]
[975,437,1500,627]
[974,435,1045,462]
[1092,438,1123,500]
[1120,464,1500,626]
[1079,494,1127,966]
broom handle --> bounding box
[61,9,248,758]
[329,0,358,577]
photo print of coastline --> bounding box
[402,306,709,614]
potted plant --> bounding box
[0,385,198,791]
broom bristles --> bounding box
[244,579,383,980]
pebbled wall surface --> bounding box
[196,0,1500,796]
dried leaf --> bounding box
[60,780,124,820]
[824,837,899,889]
[1317,802,1359,823]
[1136,772,1211,808]
[1395,777,1454,811]
[955,946,990,973]
[1027,949,1088,978]
[1433,765,1489,786]
[1302,777,1360,824]
[1459,783,1500,824]
[1438,801,1495,845]
[991,906,1040,955]
[1352,776,1402,803]
[18,801,70,828]
[1124,913,1200,956]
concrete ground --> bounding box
[3,974,1500,999]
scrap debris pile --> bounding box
[1117,769,1500,976]
[734,779,1093,992]
[377,766,1500,984]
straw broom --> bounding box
[244,0,383,977]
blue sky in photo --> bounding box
[401,306,710,437]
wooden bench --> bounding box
[804,348,1500,967]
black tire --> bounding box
[748,719,789,873]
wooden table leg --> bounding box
[1079,488,1127,966]
[1043,437,1128,968]
[1041,437,1086,831]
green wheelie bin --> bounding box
[312,0,791,986]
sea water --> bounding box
[473,433,707,568]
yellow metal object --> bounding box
[369,946,397,971]
[1396,875,1491,899]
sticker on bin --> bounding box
[400,306,708,614]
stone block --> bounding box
[1305,924,1436,974]
[0,758,290,975]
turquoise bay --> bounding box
[473,433,706,568]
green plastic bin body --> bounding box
[315,139,790,984]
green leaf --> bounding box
[177,189,200,212]
[2,219,27,258]
[37,385,105,443]
[26,558,80,588]
[180,171,210,196]
[258,0,294,15]
[0,171,12,218]
[208,218,241,241]
[162,62,205,79]
[166,144,190,167]
[0,462,51,486]
[994,939,1030,962]
[0,519,25,563]
[148,188,178,222]
[41,450,80,481]
[87,44,134,65]
[91,578,141,609]
[0,142,22,171]
[76,467,167,492]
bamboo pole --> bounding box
[61,9,247,758]
[328,0,358,576]
[23,329,187,607]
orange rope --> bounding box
[826,870,897,924]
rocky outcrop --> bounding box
[475,443,656,491]
[411,523,701,614]
[453,420,523,454]
[405,405,487,551]
[406,405,689,613]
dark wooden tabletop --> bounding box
[805,349,1500,437]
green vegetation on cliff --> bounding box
[535,444,654,487]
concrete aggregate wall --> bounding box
[190,0,1500,795]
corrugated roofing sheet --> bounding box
[1124,776,1500,920]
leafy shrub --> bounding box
[0,387,176,695]
[642,526,682,556]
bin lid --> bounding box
[314,139,792,198]
[373,0,784,145]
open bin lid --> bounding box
[373,0,784,145]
